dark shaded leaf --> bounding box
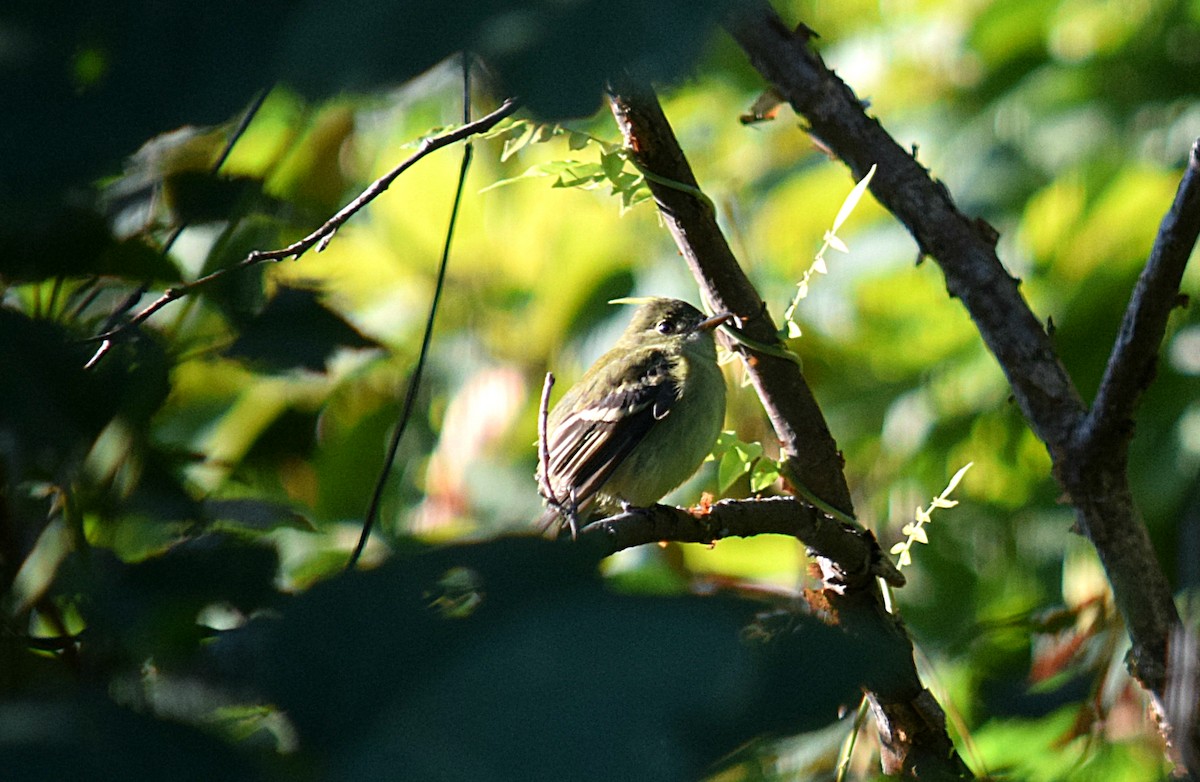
[0,695,259,781]
[202,498,316,532]
[223,285,380,372]
[0,207,180,284]
[164,172,268,226]
[58,535,280,667]
[210,537,867,781]
[0,310,115,480]
[2,0,730,212]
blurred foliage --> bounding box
[3,0,1200,779]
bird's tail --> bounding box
[534,507,562,538]
[534,505,588,540]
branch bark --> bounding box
[606,80,971,779]
[581,497,902,588]
[609,79,855,521]
[726,1,1200,771]
[1084,141,1200,456]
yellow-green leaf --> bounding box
[831,163,877,233]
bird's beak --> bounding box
[695,311,734,332]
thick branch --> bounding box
[725,4,1085,456]
[581,497,903,588]
[608,79,855,520]
[606,79,970,779]
[727,2,1198,770]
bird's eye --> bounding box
[656,319,677,334]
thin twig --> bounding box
[85,96,520,364]
[346,59,480,570]
[84,87,272,369]
[536,372,557,503]
[535,372,582,540]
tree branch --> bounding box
[725,4,1085,456]
[606,79,970,779]
[85,97,520,368]
[608,78,856,521]
[1083,139,1200,457]
[726,1,1199,771]
[582,497,903,588]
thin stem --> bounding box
[346,58,477,569]
[84,87,272,367]
[84,96,519,366]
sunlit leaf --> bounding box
[944,461,974,495]
[500,121,537,161]
[750,460,780,493]
[831,164,876,234]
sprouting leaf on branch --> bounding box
[481,119,652,213]
[889,462,973,570]
[709,431,780,494]
[781,164,877,339]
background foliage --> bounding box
[3,0,1200,779]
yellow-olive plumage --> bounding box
[537,297,729,534]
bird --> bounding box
[536,297,731,537]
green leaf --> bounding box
[733,440,764,463]
[553,162,607,189]
[718,449,751,493]
[500,121,537,161]
[566,129,592,150]
[203,498,316,531]
[709,430,740,458]
[600,150,626,182]
[532,123,559,144]
[750,459,780,493]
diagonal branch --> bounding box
[1083,140,1200,457]
[608,78,856,522]
[606,79,971,780]
[725,3,1085,457]
[725,1,1199,771]
[85,97,520,367]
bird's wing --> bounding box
[543,350,678,515]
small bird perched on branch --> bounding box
[537,297,731,537]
